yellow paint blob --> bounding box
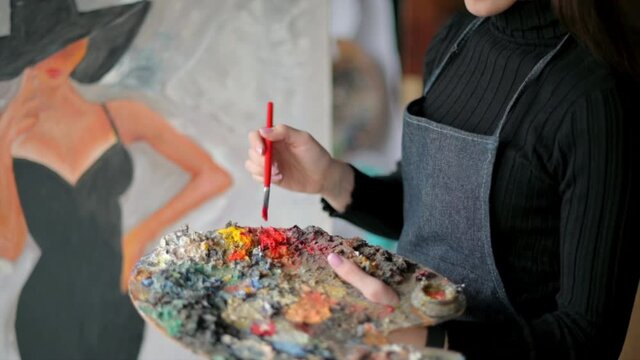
[217,226,254,260]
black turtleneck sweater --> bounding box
[324,1,638,359]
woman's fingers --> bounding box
[15,98,42,119]
[244,159,282,182]
[245,154,280,176]
[248,130,266,155]
[247,125,308,187]
[2,97,40,120]
[258,124,289,142]
[253,124,317,156]
[259,124,312,148]
[244,159,263,176]
[248,146,264,164]
[120,246,143,293]
[0,98,42,139]
[327,253,400,306]
[12,116,38,137]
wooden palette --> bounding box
[129,224,466,359]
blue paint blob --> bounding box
[271,341,307,357]
[250,277,262,289]
[209,277,223,287]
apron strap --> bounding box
[423,17,487,96]
[493,34,572,137]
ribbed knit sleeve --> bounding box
[443,86,637,359]
[322,164,403,239]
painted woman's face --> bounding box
[32,37,89,85]
[464,0,517,16]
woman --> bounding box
[246,0,638,358]
[0,1,231,359]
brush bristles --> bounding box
[262,187,270,221]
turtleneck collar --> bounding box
[490,0,567,44]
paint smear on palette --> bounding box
[129,223,467,359]
[285,291,333,324]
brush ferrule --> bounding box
[262,187,271,208]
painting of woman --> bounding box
[0,1,232,359]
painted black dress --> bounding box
[13,105,144,360]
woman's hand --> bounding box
[120,226,154,292]
[0,68,42,262]
[328,253,399,305]
[327,253,429,347]
[106,99,234,292]
[0,69,42,143]
[246,124,355,212]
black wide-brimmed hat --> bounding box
[0,0,150,83]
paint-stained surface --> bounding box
[130,224,466,359]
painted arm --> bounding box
[0,130,29,261]
[0,73,40,261]
[107,99,232,291]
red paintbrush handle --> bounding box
[264,101,274,187]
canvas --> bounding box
[0,1,330,359]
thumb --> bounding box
[327,253,400,306]
[259,124,310,146]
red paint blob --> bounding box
[258,227,289,259]
[294,323,313,334]
[426,289,446,301]
[224,285,240,293]
[250,321,276,337]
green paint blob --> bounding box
[153,306,183,337]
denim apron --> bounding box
[397,18,570,321]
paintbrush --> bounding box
[262,101,274,221]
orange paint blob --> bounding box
[227,251,248,261]
[361,323,387,346]
[285,291,333,325]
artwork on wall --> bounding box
[329,0,402,250]
[332,39,388,158]
[0,0,330,359]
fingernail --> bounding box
[272,163,279,172]
[256,146,264,155]
[260,127,274,134]
[272,174,283,181]
[327,253,343,267]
